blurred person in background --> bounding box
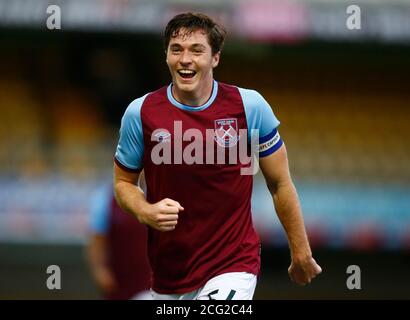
[86,173,152,300]
[113,12,321,300]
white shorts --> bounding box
[130,290,153,300]
[151,272,257,300]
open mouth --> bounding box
[177,69,196,79]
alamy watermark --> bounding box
[346,265,361,290]
[46,4,362,32]
[46,5,61,30]
[346,5,361,30]
[150,121,266,175]
[46,265,61,290]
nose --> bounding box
[179,50,192,66]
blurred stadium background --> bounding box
[0,0,409,299]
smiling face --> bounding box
[166,28,220,105]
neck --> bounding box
[172,78,214,107]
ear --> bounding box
[212,52,220,68]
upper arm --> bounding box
[239,88,283,158]
[113,162,141,206]
[114,161,140,185]
[114,94,147,173]
[239,87,288,188]
[259,143,292,193]
[113,95,147,187]
[239,88,283,157]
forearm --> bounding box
[271,180,312,260]
[113,163,182,231]
[114,179,150,223]
[260,143,321,283]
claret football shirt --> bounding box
[115,80,283,293]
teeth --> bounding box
[179,70,195,74]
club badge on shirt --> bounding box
[214,118,240,147]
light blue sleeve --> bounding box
[239,88,283,157]
[114,94,148,171]
[89,186,112,234]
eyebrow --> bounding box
[191,44,206,50]
[169,43,206,50]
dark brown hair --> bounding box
[164,12,227,55]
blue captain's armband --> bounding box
[259,128,283,157]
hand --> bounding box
[288,256,322,286]
[139,198,184,232]
[94,268,118,294]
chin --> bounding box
[175,81,197,93]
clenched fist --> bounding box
[138,198,184,232]
[288,256,322,286]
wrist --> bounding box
[137,202,152,224]
[290,248,312,263]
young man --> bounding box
[113,12,321,300]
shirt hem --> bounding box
[114,157,143,173]
[151,266,259,295]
